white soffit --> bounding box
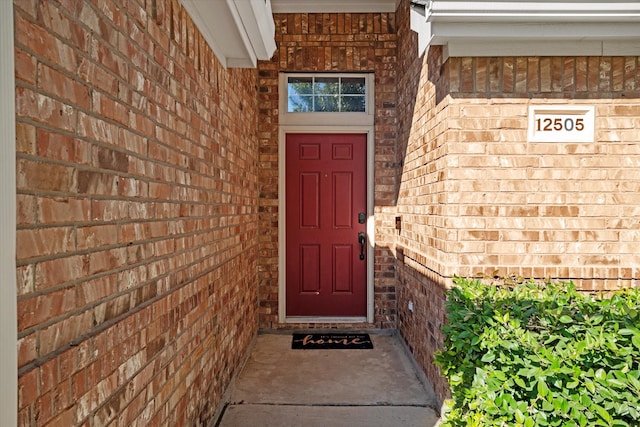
[271,0,397,13]
[411,1,640,58]
[180,0,277,68]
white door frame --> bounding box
[278,126,375,324]
[277,72,376,324]
[1,1,18,425]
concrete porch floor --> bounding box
[216,332,441,427]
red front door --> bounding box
[286,133,367,317]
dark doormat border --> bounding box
[291,333,374,350]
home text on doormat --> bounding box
[291,333,373,350]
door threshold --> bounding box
[285,316,368,324]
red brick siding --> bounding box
[257,12,398,329]
[15,0,259,425]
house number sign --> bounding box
[528,106,595,143]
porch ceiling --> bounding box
[179,0,277,68]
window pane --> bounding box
[288,77,313,95]
[288,95,313,112]
[314,95,339,112]
[314,77,339,95]
[340,96,366,112]
[286,75,367,113]
[340,78,366,95]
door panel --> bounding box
[300,245,320,293]
[286,133,367,317]
[333,172,353,228]
[300,173,320,228]
[333,245,353,293]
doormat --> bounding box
[291,333,373,350]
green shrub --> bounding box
[435,277,640,427]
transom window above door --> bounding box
[287,76,366,113]
[280,73,374,126]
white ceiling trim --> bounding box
[428,1,640,22]
[412,1,640,58]
[180,0,277,68]
[271,0,397,13]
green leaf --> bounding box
[537,379,549,397]
[566,380,579,389]
[594,404,613,424]
[579,413,588,427]
[559,315,573,323]
[584,379,596,393]
[450,373,462,385]
[494,370,507,381]
[481,352,496,363]
[495,394,503,407]
[607,378,626,388]
[590,314,604,325]
[575,340,587,353]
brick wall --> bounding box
[394,0,640,405]
[393,0,451,403]
[440,56,640,288]
[257,12,398,328]
[396,55,640,290]
[15,0,259,425]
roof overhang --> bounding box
[411,1,640,58]
[180,0,277,68]
[271,0,398,13]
